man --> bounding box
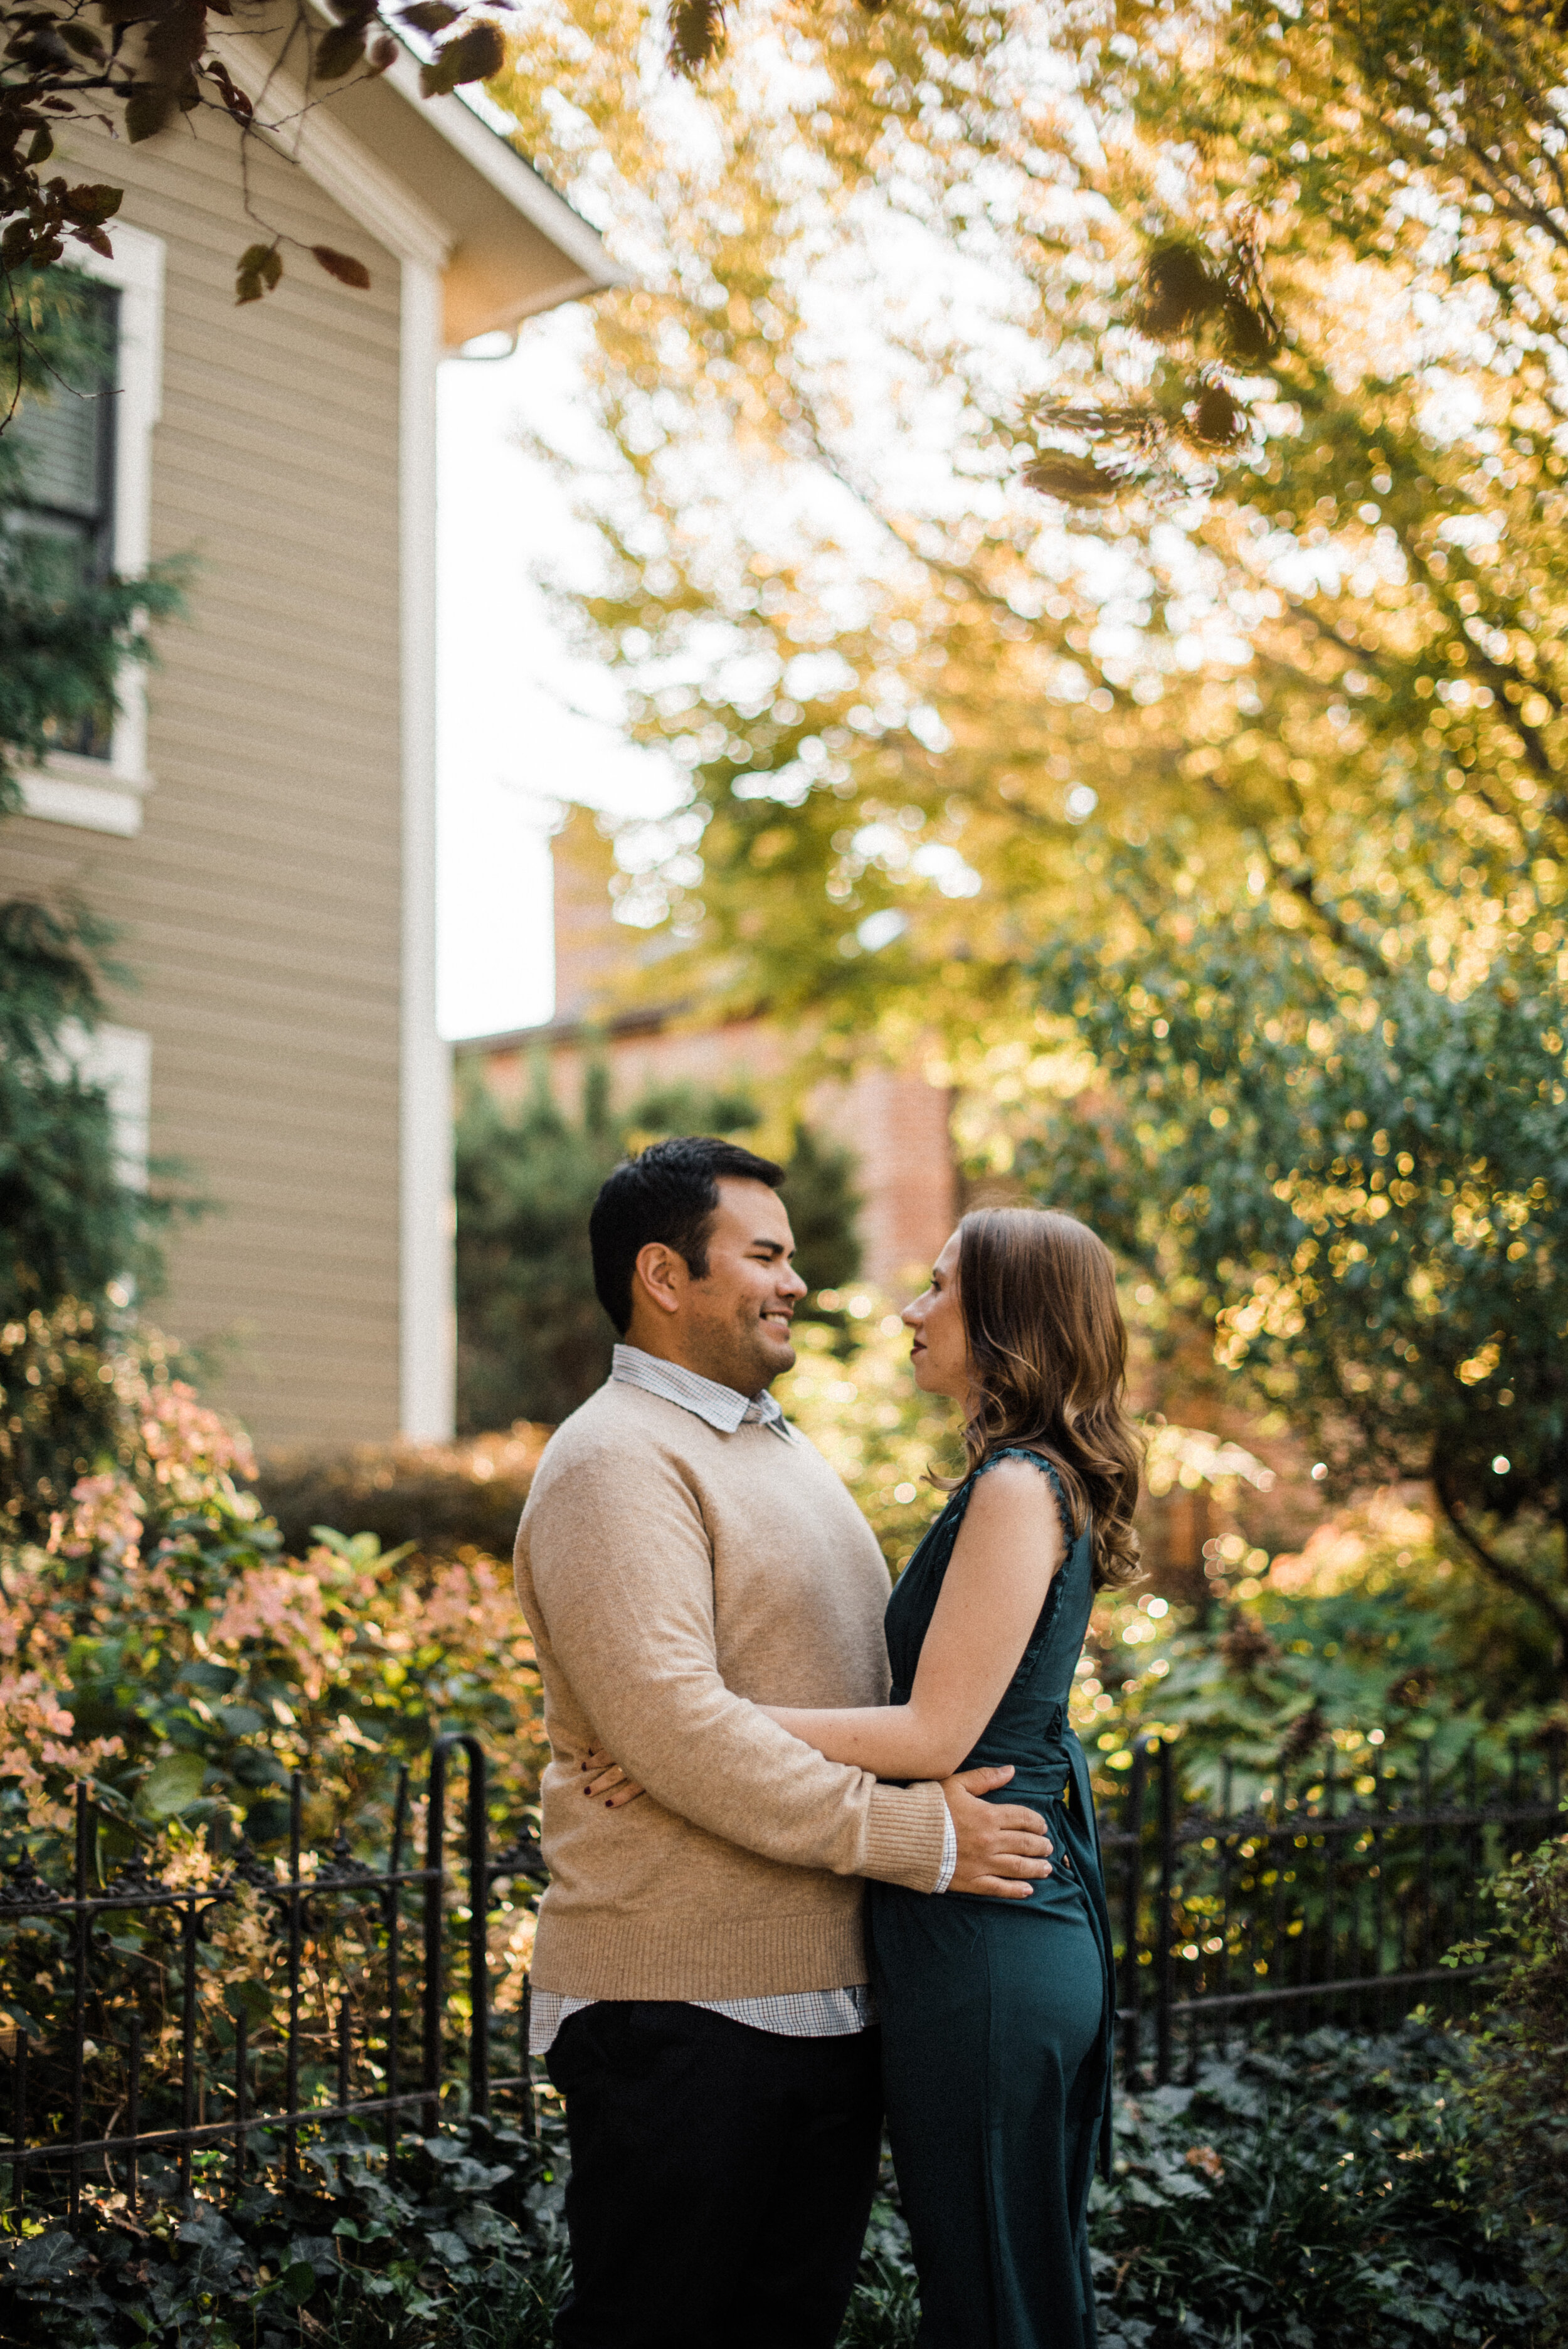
[513,1137,1053,2349]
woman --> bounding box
[590,1204,1142,2347]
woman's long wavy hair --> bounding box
[937,1206,1143,1590]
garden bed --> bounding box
[1,2023,1553,2348]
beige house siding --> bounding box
[1,112,407,1445]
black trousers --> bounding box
[545,2001,882,2349]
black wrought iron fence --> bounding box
[6,1724,1564,2224]
[1,1734,546,2227]
[1098,1731,1565,2084]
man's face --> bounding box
[635,1178,808,1394]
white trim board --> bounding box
[398,255,455,1440]
[19,769,145,836]
[53,1022,152,1188]
[16,220,166,835]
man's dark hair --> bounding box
[589,1136,785,1335]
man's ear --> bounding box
[633,1240,684,1319]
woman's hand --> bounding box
[579,1747,646,1807]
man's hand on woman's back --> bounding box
[941,1765,1053,1898]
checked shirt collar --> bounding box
[610,1344,797,1441]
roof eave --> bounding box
[384,53,628,305]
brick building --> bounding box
[454,809,960,1291]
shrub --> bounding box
[252,1431,545,1569]
[4,2028,1548,2348]
[0,1332,551,2262]
[0,904,153,1339]
[0,2111,568,2348]
[0,1300,128,1546]
[1,275,187,1380]
[0,1339,547,1855]
[1091,2023,1544,2349]
[1446,1828,1568,2335]
[1032,907,1568,1695]
[836,2168,919,2347]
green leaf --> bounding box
[13,2232,90,2285]
[235,244,283,305]
[95,1816,135,1882]
[139,1751,207,1817]
[398,1,460,28]
[61,184,122,226]
[419,48,462,97]
[419,21,505,95]
[422,2227,472,2266]
[314,23,368,80]
[223,1978,272,2029]
[124,89,176,144]
[280,2261,319,2306]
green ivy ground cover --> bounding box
[1,2022,1552,2349]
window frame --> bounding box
[56,1019,153,1189]
[18,222,166,837]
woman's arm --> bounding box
[763,1459,1064,1781]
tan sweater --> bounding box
[512,1377,948,2002]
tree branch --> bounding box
[1254,785,1390,980]
[1433,1462,1568,1663]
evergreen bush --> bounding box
[454,1062,862,1429]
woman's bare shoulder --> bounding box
[963,1455,1065,1530]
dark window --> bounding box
[6,280,120,759]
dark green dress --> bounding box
[867,1450,1115,2349]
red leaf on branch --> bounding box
[206,60,254,121]
[311,245,371,289]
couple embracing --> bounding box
[512,1136,1143,2349]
